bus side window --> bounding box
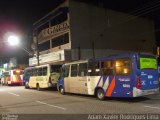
[30,70,32,76]
[115,59,131,75]
[38,68,43,76]
[33,69,37,76]
[31,69,34,76]
[71,64,78,77]
[62,66,69,77]
[101,60,115,75]
[30,69,33,76]
[27,70,30,76]
[78,63,87,77]
[43,67,47,76]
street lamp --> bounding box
[7,35,33,56]
[7,35,20,46]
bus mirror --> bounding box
[88,70,92,73]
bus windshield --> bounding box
[139,55,157,69]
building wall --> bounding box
[69,1,156,54]
[30,0,156,66]
[33,0,71,54]
[30,1,71,66]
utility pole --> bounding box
[36,30,39,66]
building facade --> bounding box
[29,0,156,66]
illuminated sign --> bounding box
[38,21,69,41]
[140,58,157,69]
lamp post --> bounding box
[32,31,39,66]
[35,31,39,66]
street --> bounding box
[0,85,160,120]
[0,85,160,115]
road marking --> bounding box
[8,92,20,97]
[144,106,160,110]
[36,101,66,110]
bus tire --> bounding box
[59,86,65,95]
[96,88,105,100]
[25,82,29,89]
[36,83,41,91]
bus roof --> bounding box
[95,52,156,61]
[62,52,156,65]
[64,60,89,66]
[27,64,50,69]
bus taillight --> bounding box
[136,76,141,89]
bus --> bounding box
[1,69,23,86]
[57,53,159,100]
[23,64,61,90]
[1,71,10,85]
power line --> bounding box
[99,1,160,34]
[118,5,160,26]
[122,3,160,22]
[129,0,160,15]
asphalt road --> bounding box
[0,85,160,120]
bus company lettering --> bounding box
[118,78,130,82]
[148,75,153,79]
[123,84,130,88]
[153,81,159,84]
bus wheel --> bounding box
[36,84,41,91]
[25,82,29,89]
[96,89,105,100]
[59,86,65,95]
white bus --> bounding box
[24,64,61,90]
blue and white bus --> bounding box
[23,64,61,90]
[57,53,159,100]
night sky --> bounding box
[0,0,64,63]
[0,0,160,64]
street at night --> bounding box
[0,85,160,114]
